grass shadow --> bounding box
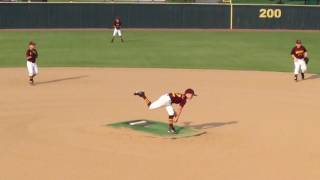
[35,75,88,85]
[183,121,238,130]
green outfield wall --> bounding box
[0,3,230,28]
[233,4,320,29]
[0,3,319,29]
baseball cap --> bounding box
[29,41,36,45]
[185,88,197,96]
[296,40,302,44]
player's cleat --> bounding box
[168,125,177,134]
[168,128,177,134]
[301,73,305,80]
[134,91,146,98]
[29,79,34,85]
[294,75,298,82]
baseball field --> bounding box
[1,29,320,180]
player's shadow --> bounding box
[35,75,88,85]
[306,74,320,80]
[183,121,238,130]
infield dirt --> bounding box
[1,68,320,180]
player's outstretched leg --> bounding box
[134,91,151,107]
[134,92,177,134]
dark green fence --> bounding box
[0,3,230,28]
[0,3,319,29]
[233,5,320,29]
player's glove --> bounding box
[305,57,309,64]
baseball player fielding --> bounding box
[291,40,308,81]
[26,41,39,85]
[111,17,124,43]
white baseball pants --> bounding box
[294,59,307,75]
[27,61,38,76]
[113,28,122,36]
[149,94,175,116]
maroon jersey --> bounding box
[291,46,307,59]
[113,19,122,29]
[169,93,187,107]
[26,49,38,63]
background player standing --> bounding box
[111,17,124,43]
[26,41,38,84]
[291,40,308,81]
[134,89,197,134]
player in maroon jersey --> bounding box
[111,17,124,43]
[291,40,308,81]
[134,89,197,134]
[26,41,39,84]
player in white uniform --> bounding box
[134,89,197,134]
[291,40,308,81]
[111,17,124,43]
[26,41,38,84]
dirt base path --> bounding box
[1,68,320,180]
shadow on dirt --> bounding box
[182,121,238,130]
[306,74,320,80]
[35,75,88,85]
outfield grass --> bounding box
[1,30,319,73]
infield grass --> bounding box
[1,30,319,73]
[109,119,205,138]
